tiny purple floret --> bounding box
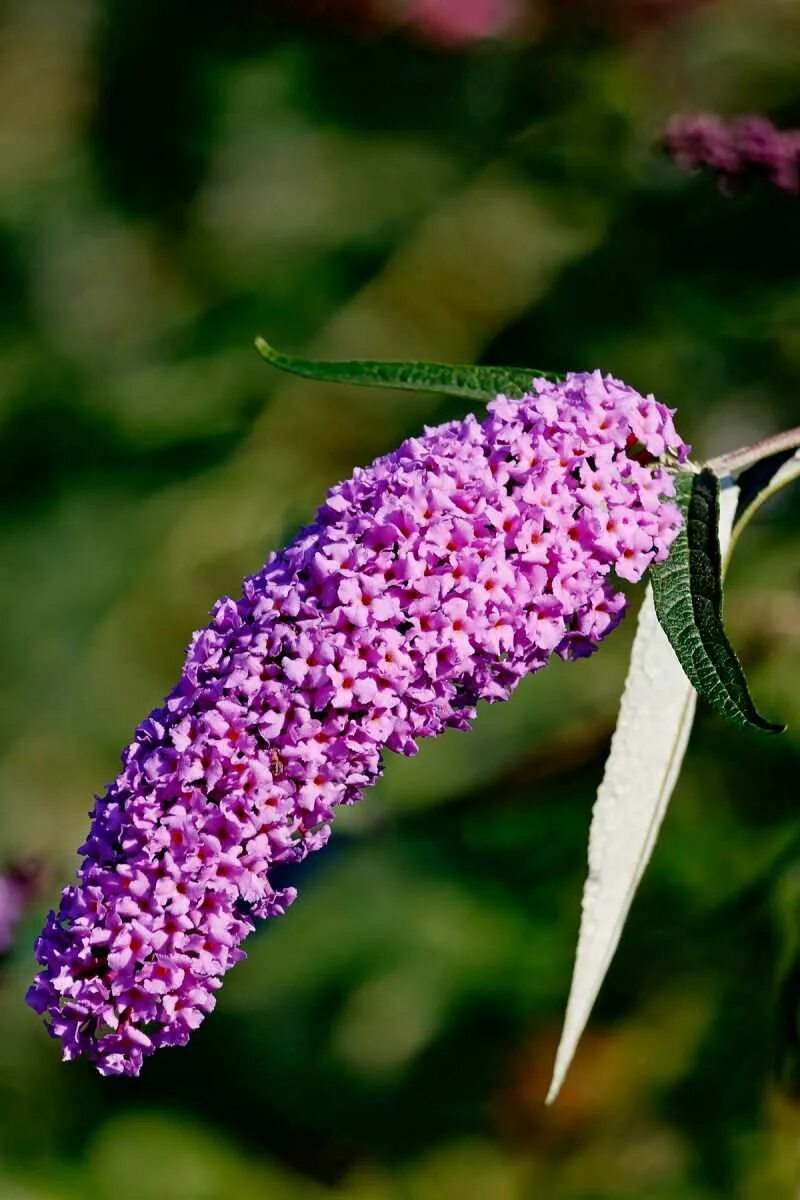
[28,372,688,1075]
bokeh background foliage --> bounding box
[0,0,799,1195]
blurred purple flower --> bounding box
[285,0,522,43]
[28,372,687,1076]
[286,0,716,45]
[0,880,24,957]
[665,114,800,195]
[399,0,519,43]
[0,864,41,957]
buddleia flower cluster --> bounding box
[27,372,688,1076]
[665,113,800,195]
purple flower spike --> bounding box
[28,372,688,1076]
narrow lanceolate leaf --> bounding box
[651,468,784,735]
[546,485,740,1105]
[549,448,800,1104]
[255,337,559,402]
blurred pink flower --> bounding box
[286,0,714,44]
[399,0,519,42]
[0,878,23,956]
[0,863,41,957]
[665,114,800,195]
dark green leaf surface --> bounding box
[651,468,785,735]
[255,337,559,401]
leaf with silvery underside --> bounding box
[651,467,784,735]
[547,482,741,1105]
[549,449,800,1104]
[255,338,561,403]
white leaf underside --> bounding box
[545,483,740,1105]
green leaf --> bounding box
[255,337,559,402]
[651,468,785,735]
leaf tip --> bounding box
[544,1032,575,1104]
[742,704,786,735]
[254,336,276,363]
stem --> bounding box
[727,449,800,558]
[708,425,800,475]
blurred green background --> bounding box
[1,0,799,1195]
